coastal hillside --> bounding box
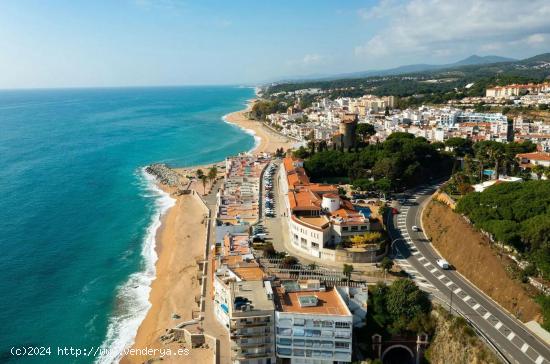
[425,307,500,364]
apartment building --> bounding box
[274,280,353,363]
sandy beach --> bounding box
[224,100,297,154]
[121,188,213,364]
[122,101,295,363]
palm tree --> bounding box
[199,175,208,195]
[196,169,204,180]
[208,166,218,188]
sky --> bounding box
[0,0,549,88]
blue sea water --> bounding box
[0,86,255,363]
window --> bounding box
[311,242,319,249]
[277,327,292,336]
[335,341,350,349]
[293,339,305,347]
[335,331,350,339]
[293,328,305,337]
[321,320,333,328]
[277,338,291,346]
[335,321,351,329]
[294,318,305,326]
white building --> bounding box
[274,281,353,363]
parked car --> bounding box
[412,225,420,232]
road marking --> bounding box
[483,312,491,319]
[521,343,529,353]
[411,251,420,255]
[472,303,480,310]
[418,256,426,262]
[445,281,453,287]
[430,268,438,273]
[463,295,471,302]
[437,274,446,280]
[507,332,515,341]
[495,322,503,330]
[454,288,461,294]
[536,355,544,364]
[423,262,431,267]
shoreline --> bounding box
[117,98,295,363]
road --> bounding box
[389,183,550,364]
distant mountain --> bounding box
[280,55,517,83]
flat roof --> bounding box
[231,280,274,313]
[275,287,351,316]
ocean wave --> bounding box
[94,168,175,364]
[221,114,261,154]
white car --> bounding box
[436,259,450,270]
[412,225,420,232]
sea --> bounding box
[0,86,256,363]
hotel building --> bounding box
[280,157,373,261]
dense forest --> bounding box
[456,181,550,280]
[296,133,453,191]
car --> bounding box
[436,259,450,269]
[412,225,420,232]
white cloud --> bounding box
[355,0,550,62]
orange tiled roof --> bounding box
[516,152,550,161]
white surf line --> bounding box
[507,332,516,341]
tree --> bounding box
[356,123,376,142]
[196,169,204,179]
[380,257,394,273]
[199,175,208,194]
[532,165,546,180]
[208,166,218,187]
[386,279,431,333]
[343,264,354,279]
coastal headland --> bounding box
[121,101,294,363]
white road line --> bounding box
[521,343,529,353]
[423,262,431,267]
[536,355,544,364]
[472,303,480,310]
[454,288,461,294]
[507,332,515,341]
[437,274,446,280]
[418,256,426,261]
[412,251,420,255]
[483,312,491,319]
[445,281,453,287]
[430,268,438,273]
[463,295,471,302]
[495,322,503,330]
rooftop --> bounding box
[231,280,274,314]
[275,286,351,316]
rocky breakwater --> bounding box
[145,163,181,187]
